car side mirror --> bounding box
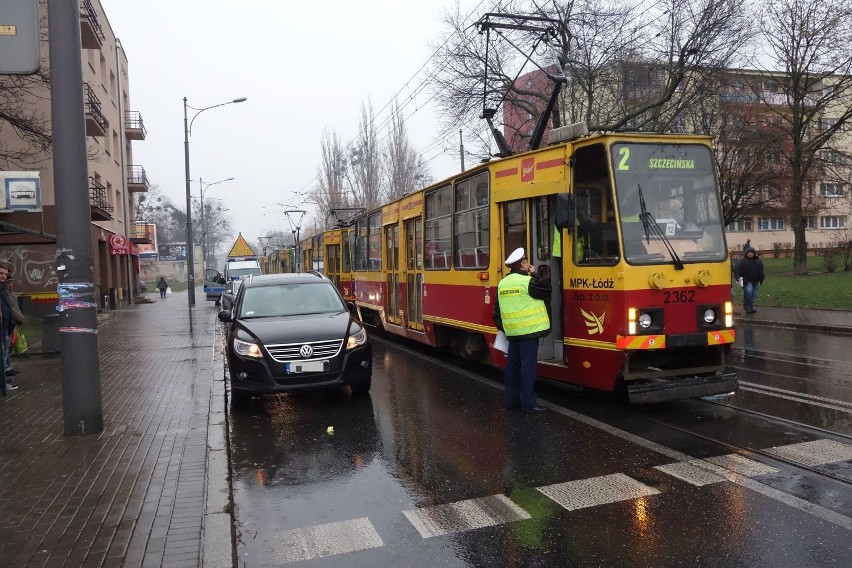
[218,310,232,323]
[347,301,358,316]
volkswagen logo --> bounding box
[299,344,313,358]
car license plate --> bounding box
[285,360,327,374]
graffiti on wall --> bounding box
[0,245,58,292]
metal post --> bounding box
[48,0,103,435]
[183,97,196,309]
[200,178,206,274]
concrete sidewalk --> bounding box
[739,305,852,335]
[0,290,230,568]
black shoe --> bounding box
[6,369,18,376]
[522,405,548,414]
[746,309,756,314]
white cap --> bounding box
[505,247,525,266]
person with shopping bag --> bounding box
[157,276,168,299]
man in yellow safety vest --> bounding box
[492,247,552,413]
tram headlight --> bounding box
[703,308,717,324]
[638,313,653,329]
[724,301,733,327]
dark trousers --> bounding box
[505,338,539,410]
[159,287,166,298]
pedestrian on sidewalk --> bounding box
[0,264,18,391]
[157,276,168,299]
[736,245,765,314]
[492,247,552,414]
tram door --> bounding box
[404,217,424,331]
[385,224,401,326]
[501,197,561,360]
[325,241,340,288]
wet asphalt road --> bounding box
[227,324,852,567]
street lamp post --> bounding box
[183,96,246,311]
[198,177,233,274]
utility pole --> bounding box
[48,0,103,435]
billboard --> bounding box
[158,242,188,262]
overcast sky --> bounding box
[100,0,489,250]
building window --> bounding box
[726,218,753,232]
[803,216,817,229]
[819,149,845,165]
[820,182,844,197]
[820,117,838,131]
[820,216,846,229]
[758,217,785,231]
[764,185,781,200]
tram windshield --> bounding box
[611,143,727,266]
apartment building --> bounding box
[0,0,149,307]
[502,65,851,255]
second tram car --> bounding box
[281,129,737,403]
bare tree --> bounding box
[384,100,429,201]
[754,0,852,274]
[711,108,790,226]
[193,197,232,267]
[311,128,349,228]
[0,69,52,169]
[430,0,751,156]
[347,101,384,209]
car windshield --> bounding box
[228,268,261,279]
[239,282,345,318]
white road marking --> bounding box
[403,494,530,538]
[270,517,384,564]
[537,473,659,511]
[654,461,726,486]
[702,453,780,477]
[763,439,852,466]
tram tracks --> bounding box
[631,400,852,489]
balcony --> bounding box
[127,165,150,192]
[89,177,113,221]
[130,221,152,244]
[125,111,147,140]
[84,84,107,137]
[79,0,104,49]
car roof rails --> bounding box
[309,270,327,279]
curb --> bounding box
[203,329,235,568]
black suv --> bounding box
[219,273,372,404]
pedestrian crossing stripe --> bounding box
[270,517,383,564]
[403,494,530,538]
[763,439,852,466]
[262,438,852,562]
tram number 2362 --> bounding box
[663,290,696,303]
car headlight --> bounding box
[233,338,263,359]
[703,308,717,324]
[347,322,367,350]
[638,313,653,329]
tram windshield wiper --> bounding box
[637,184,685,270]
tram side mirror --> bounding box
[555,193,576,231]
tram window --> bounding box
[354,219,368,271]
[533,197,551,261]
[368,212,382,271]
[342,231,352,273]
[502,199,527,257]
[425,186,452,269]
[454,172,490,269]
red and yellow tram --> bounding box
[283,129,737,403]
